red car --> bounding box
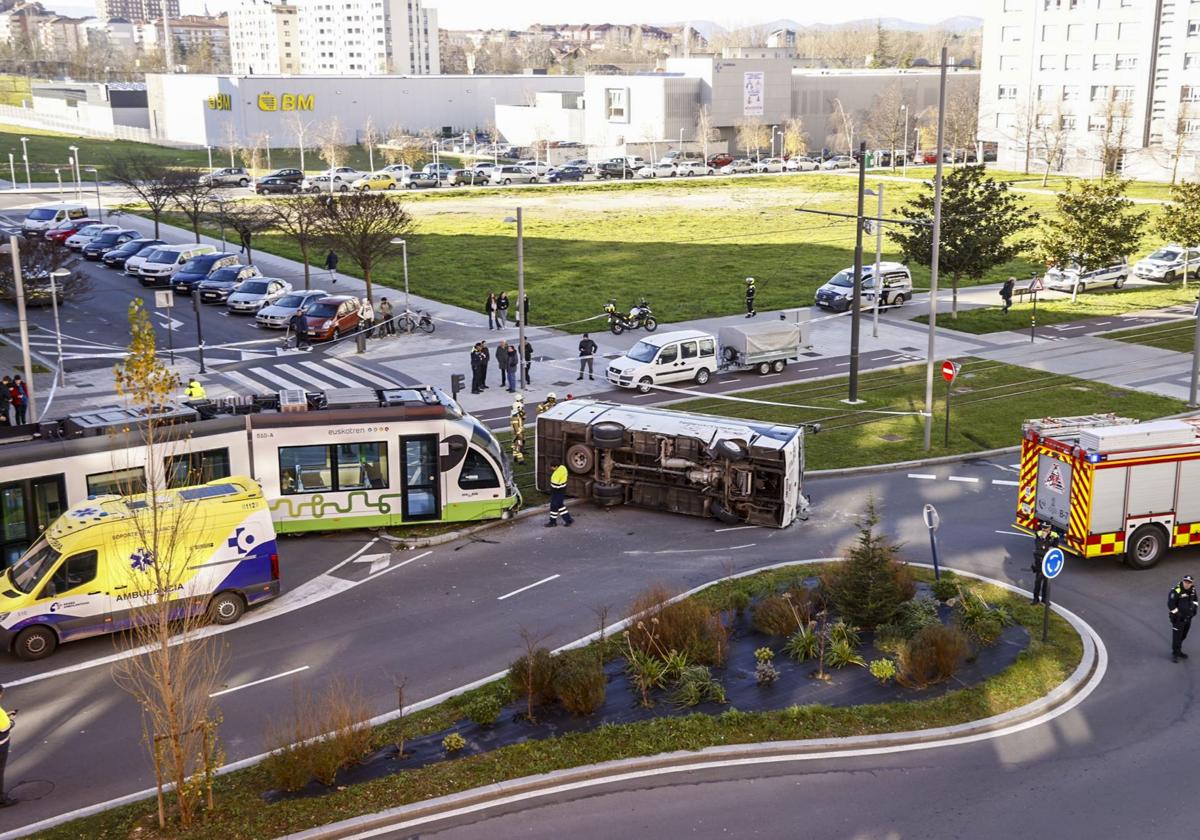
[301,295,361,341]
[707,153,735,168]
[44,217,99,245]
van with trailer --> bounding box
[0,476,280,660]
[536,399,811,528]
[21,202,88,234]
[1015,414,1200,569]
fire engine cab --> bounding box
[1016,414,1200,569]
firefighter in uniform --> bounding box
[1031,524,1056,604]
[509,394,526,465]
[1169,574,1198,662]
[545,464,573,527]
[744,277,757,318]
[537,392,558,416]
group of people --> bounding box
[0,375,30,426]
[469,338,533,393]
[287,296,397,350]
[484,292,529,330]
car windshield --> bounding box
[626,340,659,363]
[1150,249,1181,261]
[27,208,56,220]
[208,268,243,283]
[274,294,305,308]
[308,303,337,318]
[238,281,269,294]
[9,538,60,595]
[828,270,855,288]
[180,256,213,272]
[142,248,174,263]
[95,232,122,244]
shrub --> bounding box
[752,595,802,636]
[464,694,503,727]
[825,638,866,669]
[821,501,915,628]
[718,706,750,725]
[661,649,690,682]
[897,625,969,688]
[508,647,558,708]
[783,623,818,661]
[869,658,898,684]
[754,646,780,686]
[783,585,819,624]
[673,665,727,707]
[442,732,466,753]
[729,590,751,616]
[552,649,607,715]
[892,598,942,639]
[624,638,670,707]
[930,575,958,602]
[827,620,861,648]
[263,679,374,791]
[627,585,728,665]
[955,587,1014,646]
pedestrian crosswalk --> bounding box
[205,355,414,397]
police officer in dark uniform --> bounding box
[744,276,757,317]
[469,342,484,394]
[1031,524,1056,604]
[1169,574,1198,662]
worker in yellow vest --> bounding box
[183,378,207,400]
[545,464,573,528]
[0,683,16,807]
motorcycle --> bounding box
[605,299,658,335]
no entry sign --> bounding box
[941,360,961,383]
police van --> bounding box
[0,476,280,660]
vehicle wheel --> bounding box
[530,177,538,183]
[723,346,738,362]
[591,421,626,449]
[1167,270,1178,282]
[406,183,415,189]
[419,317,435,334]
[695,367,711,385]
[13,625,57,661]
[208,591,245,625]
[332,328,341,341]
[566,443,595,474]
[643,317,658,332]
[339,184,349,193]
[1126,524,1169,570]
[387,183,396,190]
[757,361,771,375]
[290,187,300,194]
[771,359,785,373]
[714,439,747,461]
[503,178,512,185]
[238,178,249,187]
[610,321,624,335]
[1114,276,1126,289]
[892,293,909,308]
[636,376,653,394]
[709,500,741,525]
[1076,283,1087,293]
[592,481,624,507]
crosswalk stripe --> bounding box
[252,367,308,390]
[299,360,364,388]
[223,370,273,393]
[325,358,399,388]
[279,363,335,389]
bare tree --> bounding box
[221,120,239,169]
[1037,103,1073,187]
[1169,105,1198,184]
[1010,101,1046,175]
[829,99,856,154]
[209,202,273,264]
[736,117,769,161]
[265,197,324,289]
[239,131,269,178]
[781,117,809,159]
[0,236,89,304]
[361,115,381,173]
[944,84,980,164]
[315,117,346,172]
[107,153,178,237]
[863,83,907,168]
[1096,97,1134,176]
[287,110,314,173]
[316,193,415,301]
[168,170,216,243]
[695,105,719,163]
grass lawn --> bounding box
[1105,319,1198,354]
[39,565,1081,840]
[899,166,1172,201]
[0,75,33,107]
[914,284,1196,335]
[672,359,1184,470]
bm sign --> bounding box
[257,92,314,112]
[206,93,231,111]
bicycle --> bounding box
[395,309,435,334]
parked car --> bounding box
[719,159,755,175]
[564,158,595,174]
[44,217,98,245]
[707,153,735,168]
[301,175,348,193]
[226,277,293,313]
[489,165,538,185]
[258,168,304,185]
[1044,261,1130,292]
[447,168,490,186]
[63,223,117,251]
[137,244,217,287]
[547,165,585,182]
[785,156,819,172]
[254,176,302,195]
[381,164,414,177]
[596,160,637,179]
[200,167,251,187]
[636,162,677,178]
[753,158,786,173]
[820,155,856,170]
[21,202,88,235]
[1133,244,1200,282]
[104,237,164,269]
[814,262,914,311]
[301,294,361,340]
[423,162,454,180]
[171,252,240,294]
[322,166,366,184]
[197,264,263,303]
[256,288,329,328]
[400,171,441,189]
[515,160,552,177]
[352,172,400,191]
[81,228,138,260]
[676,161,715,176]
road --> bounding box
[4,453,1195,837]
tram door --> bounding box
[400,436,441,521]
[0,475,67,568]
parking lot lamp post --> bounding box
[9,235,36,420]
[503,210,527,390]
[68,145,81,199]
[85,167,101,219]
[7,153,15,191]
[864,184,884,339]
[19,136,29,189]
[192,291,206,374]
[770,125,777,157]
[54,168,62,199]
[49,269,69,385]
[205,144,213,171]
[390,237,410,313]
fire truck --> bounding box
[1016,414,1200,569]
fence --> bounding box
[0,103,203,149]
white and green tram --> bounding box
[0,386,518,566]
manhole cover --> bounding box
[7,779,54,801]
[879,434,904,442]
[901,346,920,352]
[801,351,823,358]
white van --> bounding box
[607,330,718,393]
[22,203,89,234]
[813,261,913,312]
[137,243,217,287]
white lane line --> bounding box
[835,362,851,367]
[497,574,561,601]
[364,550,431,583]
[948,476,979,483]
[995,530,1033,537]
[907,473,937,480]
[654,543,756,555]
[759,373,780,377]
[279,363,335,389]
[326,357,401,387]
[992,479,1020,486]
[723,378,741,383]
[714,525,760,533]
[250,366,307,390]
[210,665,310,698]
[1054,325,1086,331]
[222,370,273,393]
[631,393,653,398]
[1008,463,1020,468]
[300,359,362,387]
[1093,321,1111,326]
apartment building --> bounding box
[229,0,299,75]
[96,0,181,22]
[137,14,229,65]
[980,0,1199,181]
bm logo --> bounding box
[227,527,257,555]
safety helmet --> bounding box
[551,464,568,488]
[513,392,524,402]
[547,392,557,400]
[745,276,755,285]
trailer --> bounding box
[1015,414,1200,569]
[717,321,809,375]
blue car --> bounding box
[548,166,585,183]
[81,228,139,260]
[172,252,239,294]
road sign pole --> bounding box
[1030,289,1038,343]
[192,292,206,374]
[1042,579,1051,642]
[944,375,952,447]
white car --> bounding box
[719,159,755,174]
[1043,262,1129,293]
[676,161,715,176]
[489,165,538,185]
[785,157,819,172]
[564,158,595,174]
[515,160,552,177]
[302,175,349,193]
[322,166,366,184]
[820,155,856,170]
[380,164,414,177]
[256,288,329,328]
[64,223,117,251]
[753,158,786,173]
[1133,244,1200,281]
[226,277,294,313]
[636,162,677,178]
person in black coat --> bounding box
[1031,524,1056,604]
[522,338,533,384]
[497,292,510,328]
[0,377,9,426]
[577,333,598,380]
[1000,277,1015,314]
[469,342,484,393]
[324,250,339,283]
[1169,575,1199,662]
[289,311,309,349]
[479,341,490,389]
[485,292,498,330]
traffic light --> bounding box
[450,373,465,400]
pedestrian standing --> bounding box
[522,338,533,384]
[505,343,519,392]
[1031,524,1055,605]
[378,297,395,336]
[324,250,339,283]
[1170,575,1198,662]
[9,376,27,425]
[545,464,574,527]
[744,276,757,318]
[496,339,509,389]
[480,341,491,389]
[289,311,309,349]
[577,332,598,381]
[497,291,510,328]
[469,342,484,393]
[0,376,10,426]
[0,683,15,807]
[358,297,375,338]
[485,292,498,330]
[1000,277,1015,314]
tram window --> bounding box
[165,448,231,487]
[280,443,388,494]
[335,443,388,490]
[43,550,98,598]
[458,449,500,490]
[280,445,332,494]
[86,468,146,497]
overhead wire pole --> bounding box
[10,235,36,420]
[846,139,867,404]
[1190,293,1200,407]
[923,45,949,451]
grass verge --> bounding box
[1104,319,1198,354]
[672,359,1184,469]
[38,566,1082,840]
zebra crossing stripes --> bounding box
[210,357,401,396]
[298,360,364,388]
[324,357,400,388]
[248,366,308,390]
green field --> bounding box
[673,359,1184,469]
[1105,319,1199,353]
[0,75,33,107]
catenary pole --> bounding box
[11,235,36,420]
[923,46,949,451]
[847,140,867,403]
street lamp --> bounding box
[19,136,29,189]
[85,167,101,219]
[900,104,909,176]
[7,153,15,191]
[679,127,685,151]
[68,145,81,199]
[205,144,213,171]
[502,210,527,390]
[770,124,778,157]
[49,268,69,385]
[53,167,62,199]
[389,236,410,313]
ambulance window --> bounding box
[86,467,146,497]
[43,550,98,598]
[459,449,500,490]
[165,448,231,486]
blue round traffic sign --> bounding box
[1042,547,1066,579]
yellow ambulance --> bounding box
[1,476,280,660]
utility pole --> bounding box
[847,139,867,404]
[516,207,526,390]
[10,235,36,420]
[923,46,949,451]
[871,183,884,339]
[1189,294,1200,407]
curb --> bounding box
[807,446,1021,478]
[280,561,1104,840]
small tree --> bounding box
[695,105,719,162]
[1037,104,1072,187]
[1155,181,1200,284]
[1168,106,1197,185]
[287,110,313,172]
[944,84,980,164]
[168,170,216,243]
[863,82,906,168]
[0,235,89,304]
[820,501,913,629]
[239,131,268,177]
[107,153,178,237]
[869,19,893,68]
[736,117,768,161]
[315,117,346,173]
[781,117,809,158]
[829,98,855,154]
[266,196,325,289]
[890,165,1037,317]
[316,193,415,301]
[361,115,380,172]
[1038,177,1148,273]
[1096,97,1133,176]
[1010,101,1046,175]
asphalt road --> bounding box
[5,454,1194,838]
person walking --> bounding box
[239,229,252,256]
[378,297,395,336]
[0,376,10,426]
[545,464,574,528]
[469,342,484,394]
[289,311,309,349]
[505,342,519,392]
[485,292,498,330]
[1170,575,1198,662]
[183,377,206,400]
[744,276,757,318]
[1000,277,1015,314]
[9,376,28,424]
[358,297,375,338]
[1031,524,1055,605]
[577,333,598,381]
[497,291,510,328]
[480,341,491,389]
[0,683,16,807]
[324,250,339,283]
[521,338,533,385]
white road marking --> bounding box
[248,366,307,390]
[279,363,334,389]
[992,479,1020,486]
[907,473,937,480]
[1093,321,1110,326]
[1054,325,1085,331]
[948,476,979,483]
[364,550,430,583]
[301,359,362,387]
[1009,463,1021,468]
[714,525,760,533]
[836,362,851,367]
[631,393,653,398]
[497,574,561,601]
[353,552,392,575]
[326,357,399,387]
[793,367,819,373]
[210,665,310,698]
[995,530,1033,537]
[759,373,780,377]
[221,370,273,393]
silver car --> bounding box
[489,165,538,185]
[226,277,294,313]
[256,289,329,328]
[200,167,251,187]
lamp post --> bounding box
[7,153,15,191]
[205,144,213,171]
[679,127,685,153]
[19,136,29,189]
[900,105,909,176]
[8,235,36,419]
[864,184,884,338]
[54,168,62,199]
[389,236,410,313]
[770,124,778,157]
[85,167,101,219]
[503,209,527,390]
[265,132,271,171]
[49,268,69,385]
[68,145,81,199]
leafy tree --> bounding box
[266,196,325,289]
[890,165,1037,317]
[107,153,177,237]
[781,117,809,158]
[736,117,768,160]
[1037,178,1148,273]
[869,20,893,68]
[316,193,415,302]
[820,501,914,629]
[1155,181,1200,283]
